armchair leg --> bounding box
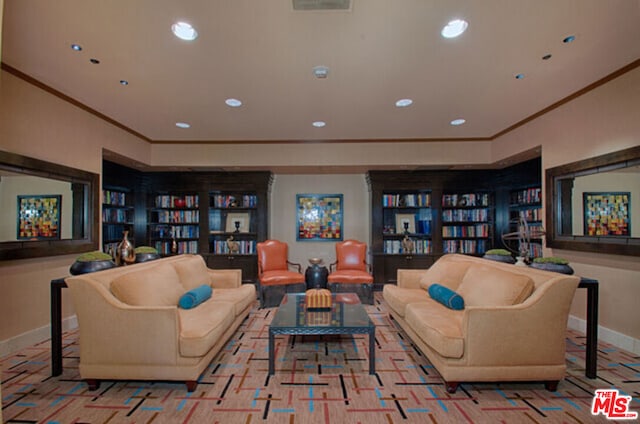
[86,379,100,391]
[185,381,198,392]
[445,381,459,393]
[544,380,560,392]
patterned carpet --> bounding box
[2,295,639,423]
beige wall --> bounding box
[492,67,640,343]
[1,58,639,357]
[270,174,370,267]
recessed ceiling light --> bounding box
[225,98,242,107]
[563,35,576,43]
[119,80,129,86]
[312,66,329,78]
[395,98,413,108]
[70,44,82,51]
[312,121,326,128]
[515,73,525,79]
[175,122,191,129]
[542,54,552,60]
[441,19,468,38]
[172,21,198,41]
[450,118,466,126]
[89,58,100,64]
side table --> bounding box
[51,277,68,376]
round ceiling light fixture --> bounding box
[70,44,82,51]
[450,118,466,126]
[395,98,413,108]
[172,21,198,41]
[119,80,129,86]
[312,121,326,128]
[175,122,191,129]
[225,98,242,107]
[563,35,576,43]
[515,73,525,79]
[89,58,100,64]
[441,19,468,38]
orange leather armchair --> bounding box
[257,240,306,307]
[327,239,374,304]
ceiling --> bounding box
[2,0,640,144]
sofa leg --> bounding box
[544,380,560,392]
[185,381,198,392]
[86,379,100,391]
[445,381,459,393]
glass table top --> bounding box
[270,293,374,330]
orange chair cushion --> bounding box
[260,270,305,286]
[257,241,288,273]
[327,270,373,284]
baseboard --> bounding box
[0,315,78,358]
[568,314,640,355]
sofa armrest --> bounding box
[207,268,242,288]
[396,269,427,289]
[461,276,580,366]
[66,278,180,365]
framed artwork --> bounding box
[395,213,416,234]
[296,194,343,241]
[17,194,61,240]
[225,212,250,233]
[583,192,630,236]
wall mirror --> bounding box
[546,146,640,256]
[0,150,99,260]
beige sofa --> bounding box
[66,254,256,392]
[383,254,580,393]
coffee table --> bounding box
[268,292,375,375]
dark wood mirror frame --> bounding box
[0,150,99,260]
[545,145,640,256]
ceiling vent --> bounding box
[293,0,351,11]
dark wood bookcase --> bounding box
[368,158,541,288]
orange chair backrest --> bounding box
[335,239,367,271]
[257,240,288,273]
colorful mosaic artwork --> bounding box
[2,295,639,423]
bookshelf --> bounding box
[441,192,493,255]
[208,193,258,256]
[148,194,200,255]
[102,188,135,254]
[508,186,543,258]
[381,192,433,256]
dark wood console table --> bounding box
[50,275,600,378]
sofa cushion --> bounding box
[457,264,534,307]
[382,285,430,317]
[111,263,184,306]
[405,301,464,359]
[179,300,235,357]
[172,255,211,290]
[211,285,256,316]
[418,258,471,291]
[428,283,464,310]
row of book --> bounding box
[512,207,542,221]
[155,241,199,255]
[442,224,490,238]
[511,187,541,205]
[382,193,431,208]
[151,224,199,239]
[442,193,490,207]
[442,208,489,222]
[383,239,433,254]
[211,195,257,208]
[102,209,132,224]
[103,190,127,206]
[210,240,256,255]
[443,239,488,254]
[154,195,199,208]
[103,224,128,242]
[153,210,199,223]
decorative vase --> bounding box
[514,256,527,267]
[115,230,136,266]
[305,258,328,289]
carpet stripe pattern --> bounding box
[2,295,639,423]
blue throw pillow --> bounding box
[428,283,465,310]
[179,284,212,309]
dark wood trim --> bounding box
[149,137,492,144]
[545,145,640,256]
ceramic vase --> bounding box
[115,230,136,266]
